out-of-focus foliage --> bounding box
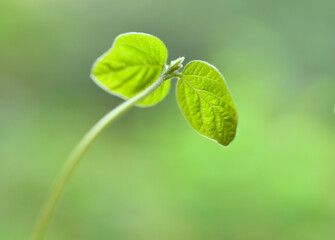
[0,0,334,239]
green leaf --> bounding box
[91,32,170,107]
[176,60,238,146]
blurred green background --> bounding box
[1,0,334,239]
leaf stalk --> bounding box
[30,73,167,240]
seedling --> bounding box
[30,32,238,239]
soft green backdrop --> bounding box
[0,0,334,239]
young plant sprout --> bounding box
[30,32,238,239]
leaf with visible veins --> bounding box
[91,32,170,107]
[176,60,238,146]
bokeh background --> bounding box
[1,0,335,239]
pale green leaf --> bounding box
[176,61,238,146]
[91,32,170,107]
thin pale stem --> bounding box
[30,75,166,240]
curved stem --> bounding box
[30,75,166,240]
